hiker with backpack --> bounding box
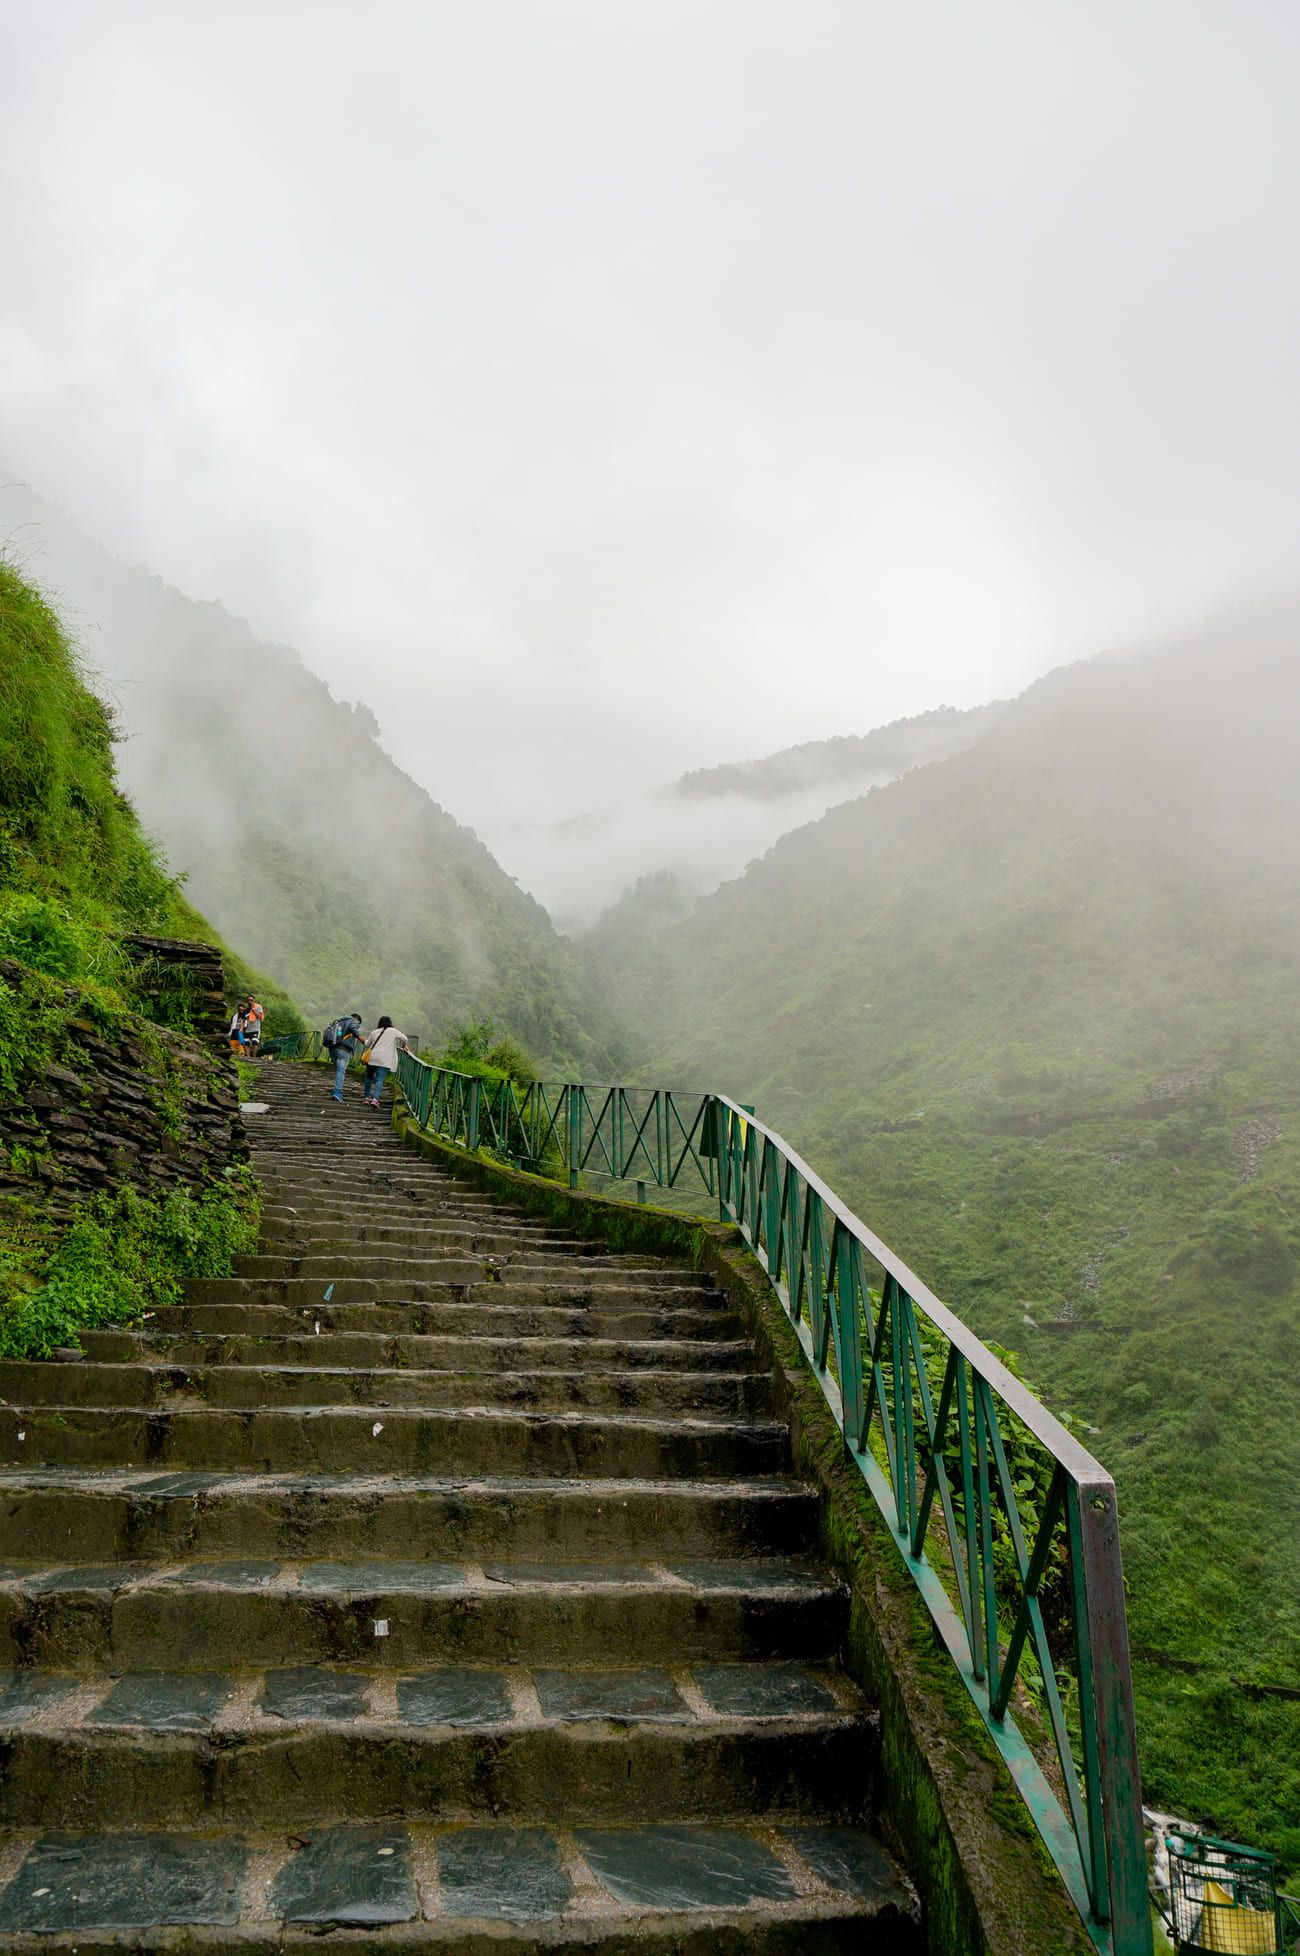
[322,1012,365,1101]
[360,1016,408,1107]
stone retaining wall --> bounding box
[0,951,248,1218]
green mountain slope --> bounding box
[2,479,619,1067]
[606,605,1300,1865]
[0,554,294,1022]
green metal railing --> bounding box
[391,1050,1151,1956]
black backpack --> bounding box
[322,1017,348,1050]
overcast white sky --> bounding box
[3,1,1299,832]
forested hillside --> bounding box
[2,479,620,1068]
[603,604,1300,1865]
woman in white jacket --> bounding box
[361,1016,408,1107]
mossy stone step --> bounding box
[0,1658,870,1827]
[0,1360,773,1419]
[0,1402,787,1477]
[159,1299,741,1338]
[0,1466,817,1564]
[80,1328,757,1371]
[0,1818,919,1951]
[0,1557,841,1670]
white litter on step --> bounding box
[372,1422,384,1437]
[376,1846,394,1855]
[314,1321,321,1336]
[374,1620,389,1638]
[239,1102,270,1114]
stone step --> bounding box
[187,1274,717,1308]
[0,1818,920,1950]
[0,1361,774,1419]
[260,1203,543,1230]
[260,1224,593,1253]
[231,1255,702,1285]
[0,1559,842,1669]
[256,1166,512,1193]
[149,1299,742,1339]
[0,1467,818,1565]
[80,1328,757,1372]
[0,1403,788,1477]
[0,1661,871,1829]
[258,1187,510,1216]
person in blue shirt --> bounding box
[323,1012,365,1102]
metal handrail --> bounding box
[386,1048,1150,1955]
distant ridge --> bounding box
[674,703,1006,801]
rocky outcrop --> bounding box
[0,953,247,1217]
[120,934,230,1044]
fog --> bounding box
[4,0,1300,874]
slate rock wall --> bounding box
[0,950,248,1219]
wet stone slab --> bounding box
[534,1669,688,1723]
[786,1826,911,1907]
[260,1668,370,1722]
[482,1562,652,1587]
[397,1670,514,1728]
[271,1826,416,1926]
[298,1560,466,1594]
[89,1673,233,1732]
[25,1563,156,1594]
[0,1670,79,1723]
[576,1826,797,1911]
[132,1473,226,1498]
[161,1561,282,1587]
[0,1833,247,1932]
[693,1663,838,1718]
[668,1560,825,1592]
[437,1827,572,1922]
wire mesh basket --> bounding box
[1167,1832,1283,1954]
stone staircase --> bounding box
[0,1063,920,1949]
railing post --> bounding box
[1072,1479,1152,1953]
[567,1085,580,1189]
[466,1077,480,1152]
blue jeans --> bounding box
[363,1064,390,1102]
[331,1046,351,1097]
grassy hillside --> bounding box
[0,557,274,1353]
[3,479,620,1067]
[0,556,296,1021]
[603,604,1300,1867]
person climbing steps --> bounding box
[360,1016,409,1106]
[322,1011,365,1101]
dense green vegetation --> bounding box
[2,479,621,1069]
[0,556,303,1035]
[0,1175,260,1360]
[600,607,1300,1867]
[0,557,265,1353]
